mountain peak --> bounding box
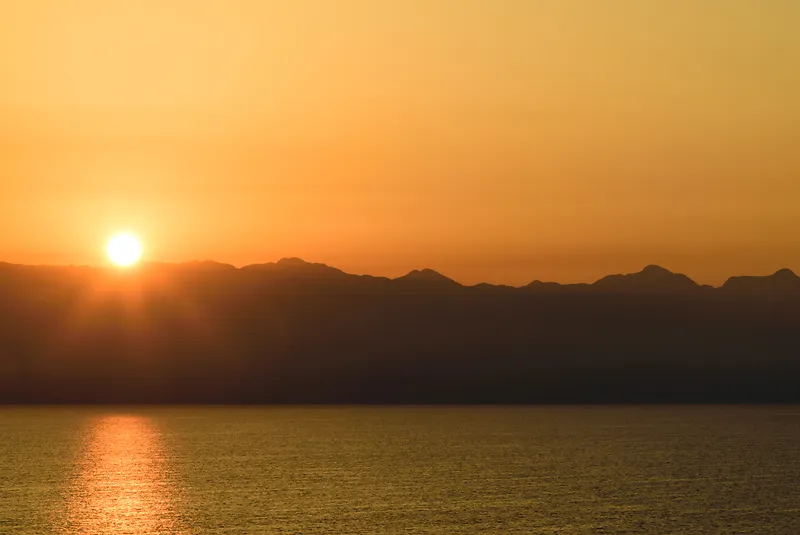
[593,265,698,292]
[723,268,800,292]
[181,260,236,271]
[276,257,311,267]
[395,268,461,287]
[416,268,445,277]
[525,280,564,291]
[242,258,347,280]
[641,264,673,276]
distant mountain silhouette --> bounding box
[525,280,564,292]
[593,265,699,292]
[242,257,349,278]
[522,265,698,293]
[722,268,800,293]
[525,280,593,293]
[469,282,517,294]
[395,268,462,290]
[1,259,800,404]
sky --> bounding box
[1,0,799,285]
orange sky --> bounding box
[1,0,799,285]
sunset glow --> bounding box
[106,234,143,267]
[1,1,798,284]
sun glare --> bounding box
[107,233,143,267]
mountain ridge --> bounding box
[722,268,800,293]
[2,258,795,292]
[2,257,800,404]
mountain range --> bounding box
[3,257,796,293]
[1,258,799,404]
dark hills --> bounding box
[722,268,800,293]
[593,264,699,292]
[1,259,799,404]
[242,257,348,278]
[394,268,462,290]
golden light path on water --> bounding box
[62,415,186,535]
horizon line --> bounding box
[1,257,796,291]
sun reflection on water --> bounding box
[63,415,186,535]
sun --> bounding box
[106,233,143,267]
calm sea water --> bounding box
[1,407,799,534]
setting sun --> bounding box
[106,233,143,267]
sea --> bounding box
[1,407,799,534]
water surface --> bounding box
[1,407,799,534]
